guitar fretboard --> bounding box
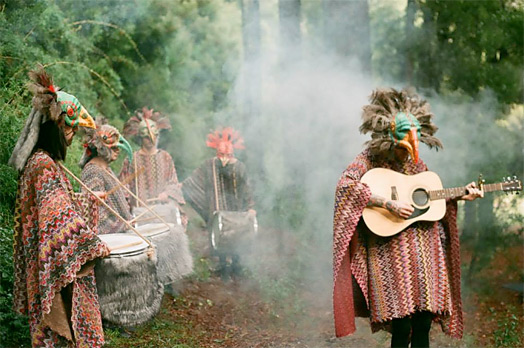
[429,183,507,200]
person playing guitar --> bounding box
[332,88,483,348]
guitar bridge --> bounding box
[391,186,398,200]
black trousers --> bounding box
[218,252,241,278]
[391,311,433,348]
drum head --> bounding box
[99,234,148,256]
[133,223,172,238]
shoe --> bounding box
[165,283,179,296]
[219,265,231,282]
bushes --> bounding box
[0,226,30,347]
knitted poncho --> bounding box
[13,151,110,347]
[333,150,463,339]
[182,158,255,224]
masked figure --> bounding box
[119,107,185,215]
[120,107,193,293]
[80,118,133,234]
[332,88,483,348]
[182,127,256,281]
[8,65,110,347]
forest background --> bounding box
[0,0,522,347]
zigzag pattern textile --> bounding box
[12,151,110,347]
[332,149,463,339]
[182,158,255,224]
[120,150,185,206]
[81,162,132,234]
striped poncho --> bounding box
[13,151,110,347]
[333,149,463,339]
[182,157,255,224]
[81,162,132,234]
[119,149,185,207]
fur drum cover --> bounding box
[133,223,194,285]
[133,203,182,226]
[95,249,164,327]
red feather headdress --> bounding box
[206,127,245,153]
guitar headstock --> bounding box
[501,176,522,194]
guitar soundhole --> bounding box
[412,188,429,207]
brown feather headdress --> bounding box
[359,87,443,156]
[8,65,62,171]
[123,107,171,143]
[27,64,63,123]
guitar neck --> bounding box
[429,183,503,200]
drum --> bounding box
[128,223,193,285]
[210,211,258,253]
[132,203,182,226]
[95,234,164,327]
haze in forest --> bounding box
[219,0,523,309]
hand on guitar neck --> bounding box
[460,181,484,201]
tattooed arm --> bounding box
[367,194,414,219]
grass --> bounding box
[104,298,201,348]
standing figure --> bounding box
[8,66,110,347]
[119,107,186,221]
[332,88,483,348]
[80,119,133,234]
[120,107,193,290]
[183,127,256,281]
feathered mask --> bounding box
[123,107,171,144]
[28,65,95,129]
[359,88,442,163]
[79,117,132,168]
[8,64,95,171]
[206,127,245,157]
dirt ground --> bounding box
[107,213,523,348]
[157,268,521,348]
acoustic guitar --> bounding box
[360,168,522,237]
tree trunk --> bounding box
[322,0,371,72]
[418,4,440,90]
[279,0,301,65]
[240,0,261,122]
[404,0,416,84]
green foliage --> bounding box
[0,0,522,345]
[191,257,212,282]
[370,0,523,105]
[104,316,196,348]
[417,0,523,104]
[0,227,30,348]
[0,0,241,343]
[489,306,522,348]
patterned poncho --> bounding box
[182,158,255,224]
[333,149,463,339]
[13,151,110,347]
[81,162,132,234]
[119,149,185,208]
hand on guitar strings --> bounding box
[460,182,484,201]
[368,194,414,219]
